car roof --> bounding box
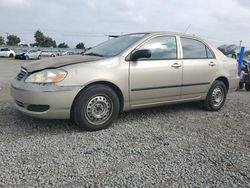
[126,31,201,39]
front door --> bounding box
[129,35,182,106]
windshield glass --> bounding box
[84,34,146,57]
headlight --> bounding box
[25,69,67,83]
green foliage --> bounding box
[218,47,226,55]
[218,44,237,56]
[6,35,21,46]
[76,42,85,49]
[58,42,69,48]
[0,36,5,45]
[32,30,57,48]
[245,50,250,56]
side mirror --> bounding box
[130,49,151,61]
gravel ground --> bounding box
[0,58,249,187]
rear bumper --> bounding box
[229,76,240,92]
[11,80,83,119]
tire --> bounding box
[239,82,244,90]
[203,80,227,111]
[9,53,14,58]
[38,55,41,60]
[25,56,29,60]
[72,84,120,131]
[245,83,250,91]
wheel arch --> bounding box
[215,76,229,91]
[70,81,124,119]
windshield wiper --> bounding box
[84,52,105,57]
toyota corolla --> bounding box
[11,32,239,131]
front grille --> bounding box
[16,68,28,81]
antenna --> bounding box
[184,24,191,33]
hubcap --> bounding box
[85,95,113,125]
[212,86,224,107]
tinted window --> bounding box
[181,37,207,59]
[139,36,177,60]
[1,48,9,51]
[84,34,146,57]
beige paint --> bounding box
[11,32,240,119]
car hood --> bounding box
[16,52,25,56]
[24,55,105,72]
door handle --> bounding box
[171,63,182,68]
[209,62,216,67]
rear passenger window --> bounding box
[139,36,177,60]
[206,47,214,59]
[181,37,213,59]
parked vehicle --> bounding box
[62,51,75,56]
[11,32,239,131]
[239,59,250,91]
[0,48,15,58]
[41,51,56,57]
[15,50,41,60]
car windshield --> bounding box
[84,34,146,57]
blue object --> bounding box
[238,47,245,76]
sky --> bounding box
[0,0,250,48]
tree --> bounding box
[6,35,21,46]
[218,44,238,56]
[76,42,85,49]
[245,50,250,56]
[58,42,69,48]
[32,30,57,48]
[0,36,4,45]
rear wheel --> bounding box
[203,80,227,111]
[25,56,29,60]
[72,84,120,131]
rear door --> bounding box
[180,37,218,98]
[129,35,182,106]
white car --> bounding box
[0,48,15,58]
[62,51,75,56]
[15,50,41,60]
[41,51,56,57]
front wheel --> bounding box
[72,84,120,131]
[25,56,29,60]
[9,53,14,58]
[203,80,227,111]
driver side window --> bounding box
[139,36,177,60]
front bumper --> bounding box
[15,55,25,60]
[10,79,83,119]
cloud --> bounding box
[234,0,250,9]
[0,0,250,48]
[0,0,31,8]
